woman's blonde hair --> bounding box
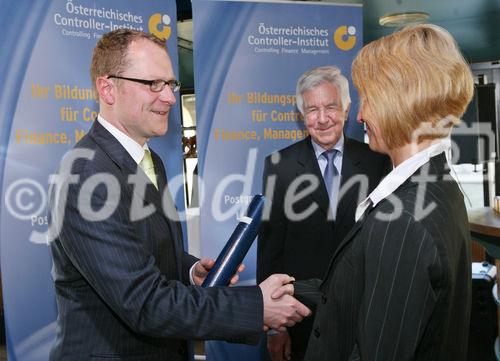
[352,24,474,149]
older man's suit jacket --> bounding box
[49,121,263,361]
[257,136,390,359]
[301,152,471,361]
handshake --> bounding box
[259,274,311,331]
[193,259,311,331]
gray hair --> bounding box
[296,66,351,114]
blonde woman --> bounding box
[298,24,474,361]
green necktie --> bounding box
[140,149,158,189]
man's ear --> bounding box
[95,77,115,105]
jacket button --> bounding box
[178,345,186,355]
[314,327,320,337]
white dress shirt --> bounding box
[355,138,453,221]
[97,114,150,164]
[311,134,344,176]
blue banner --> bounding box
[0,1,181,360]
[192,0,362,359]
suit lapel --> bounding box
[89,121,181,276]
[90,121,165,213]
[89,120,137,176]
[335,139,363,228]
[151,150,184,278]
[320,152,449,288]
[296,138,331,218]
[321,206,372,287]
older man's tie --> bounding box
[322,149,339,219]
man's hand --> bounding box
[259,274,311,331]
[192,258,244,286]
[268,330,292,361]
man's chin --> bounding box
[313,135,340,148]
[152,124,168,137]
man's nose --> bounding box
[158,86,176,104]
[317,108,328,123]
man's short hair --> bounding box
[296,66,351,114]
[90,29,167,89]
[352,24,474,149]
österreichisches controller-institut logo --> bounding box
[334,25,357,51]
[148,13,172,40]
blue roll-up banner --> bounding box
[0,1,182,360]
[192,0,362,359]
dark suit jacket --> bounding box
[301,152,472,361]
[257,136,390,359]
[49,121,263,361]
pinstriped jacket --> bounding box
[301,152,471,361]
[49,121,263,361]
[257,136,391,359]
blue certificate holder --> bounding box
[202,194,266,287]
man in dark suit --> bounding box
[48,29,310,361]
[257,66,390,361]
[299,24,473,361]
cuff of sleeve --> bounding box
[189,262,197,285]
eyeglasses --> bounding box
[107,75,181,93]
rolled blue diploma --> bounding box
[202,194,265,287]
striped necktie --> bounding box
[139,149,158,189]
[322,149,339,219]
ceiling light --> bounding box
[379,12,430,27]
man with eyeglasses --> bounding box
[48,29,310,361]
[257,66,390,361]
